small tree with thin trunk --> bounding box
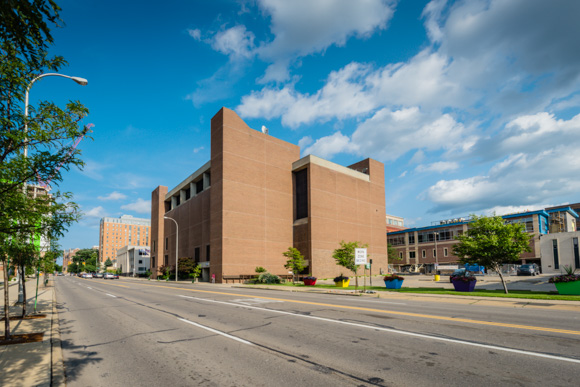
[332,241,368,288]
[453,214,532,294]
[283,247,306,284]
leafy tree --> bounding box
[283,247,306,283]
[72,249,98,272]
[1,0,88,340]
[190,265,201,282]
[177,257,196,279]
[332,240,368,288]
[104,258,113,268]
[0,0,62,65]
[453,215,532,294]
[387,243,400,261]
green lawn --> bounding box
[247,282,580,301]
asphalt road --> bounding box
[55,277,580,386]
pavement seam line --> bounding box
[125,282,580,336]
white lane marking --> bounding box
[177,295,580,364]
[178,318,254,346]
[230,298,284,306]
[87,287,92,289]
[106,294,117,298]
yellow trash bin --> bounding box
[434,274,440,281]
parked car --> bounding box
[95,273,104,278]
[517,264,540,276]
[84,273,93,279]
[104,273,117,279]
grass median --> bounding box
[246,282,580,301]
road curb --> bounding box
[50,282,65,386]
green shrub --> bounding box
[256,273,281,284]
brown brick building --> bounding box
[150,108,387,282]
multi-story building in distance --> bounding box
[386,214,406,233]
[387,208,578,273]
[99,215,150,267]
[62,248,80,273]
[150,108,387,282]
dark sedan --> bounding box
[517,264,540,276]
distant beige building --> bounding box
[99,215,150,267]
[150,108,387,282]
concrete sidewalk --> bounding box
[0,277,63,387]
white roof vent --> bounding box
[261,125,269,134]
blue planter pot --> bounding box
[452,279,476,292]
[384,279,404,289]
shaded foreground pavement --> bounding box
[1,273,578,386]
[0,277,63,387]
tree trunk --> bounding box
[20,264,26,318]
[495,264,509,294]
[3,259,11,340]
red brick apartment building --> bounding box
[151,108,387,282]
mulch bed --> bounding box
[0,314,47,321]
[0,332,44,346]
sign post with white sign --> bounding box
[355,248,367,292]
[355,248,367,265]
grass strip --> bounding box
[247,283,580,301]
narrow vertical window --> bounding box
[553,240,559,270]
[573,238,579,269]
[294,169,308,220]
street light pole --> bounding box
[18,72,88,303]
[24,73,88,157]
[433,231,439,281]
[164,217,178,282]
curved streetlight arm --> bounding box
[164,217,179,282]
[24,73,88,157]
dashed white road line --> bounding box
[178,318,254,345]
[106,294,117,298]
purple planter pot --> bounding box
[452,279,476,292]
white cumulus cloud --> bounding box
[121,198,151,214]
[98,191,127,201]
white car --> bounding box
[84,273,93,279]
[104,273,117,279]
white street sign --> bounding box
[355,248,367,265]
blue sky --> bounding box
[34,0,580,251]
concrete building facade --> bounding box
[150,108,387,282]
[116,246,151,276]
[540,231,580,274]
[99,215,151,267]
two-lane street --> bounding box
[55,277,580,386]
